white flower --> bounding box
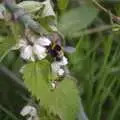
[51,56,68,76]
[58,56,68,66]
[36,37,51,46]
[20,105,39,120]
[51,81,56,89]
[20,45,35,61]
[13,36,51,61]
[20,105,37,117]
[51,62,61,74]
[33,44,47,60]
[58,68,64,76]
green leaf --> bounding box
[3,51,17,68]
[0,22,21,63]
[18,0,55,18]
[23,61,80,120]
[23,60,51,96]
[0,20,11,36]
[58,0,69,10]
[41,0,55,18]
[38,0,57,32]
[0,36,16,63]
[58,6,98,36]
[49,77,80,120]
[18,1,43,14]
[18,0,57,32]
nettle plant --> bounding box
[0,0,80,120]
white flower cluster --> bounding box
[13,36,51,61]
[51,56,68,89]
[13,34,69,90]
[20,105,39,120]
[51,56,68,76]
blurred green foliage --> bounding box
[1,0,120,120]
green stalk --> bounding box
[3,0,42,34]
[0,104,19,120]
[90,35,113,119]
[107,95,120,120]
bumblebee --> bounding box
[47,32,64,61]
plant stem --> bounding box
[0,65,26,90]
[71,24,120,37]
[0,104,19,120]
[92,0,110,14]
[3,0,42,34]
[92,0,120,24]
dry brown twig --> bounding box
[92,0,120,24]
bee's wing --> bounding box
[64,46,76,53]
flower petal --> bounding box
[36,37,51,46]
[20,45,33,61]
[58,56,68,66]
[51,62,61,73]
[20,105,37,116]
[51,81,56,89]
[58,68,64,76]
[33,44,47,60]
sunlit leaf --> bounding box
[38,0,57,32]
[18,0,57,32]
[23,61,80,120]
[41,0,55,18]
[18,1,43,13]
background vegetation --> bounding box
[1,0,120,120]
